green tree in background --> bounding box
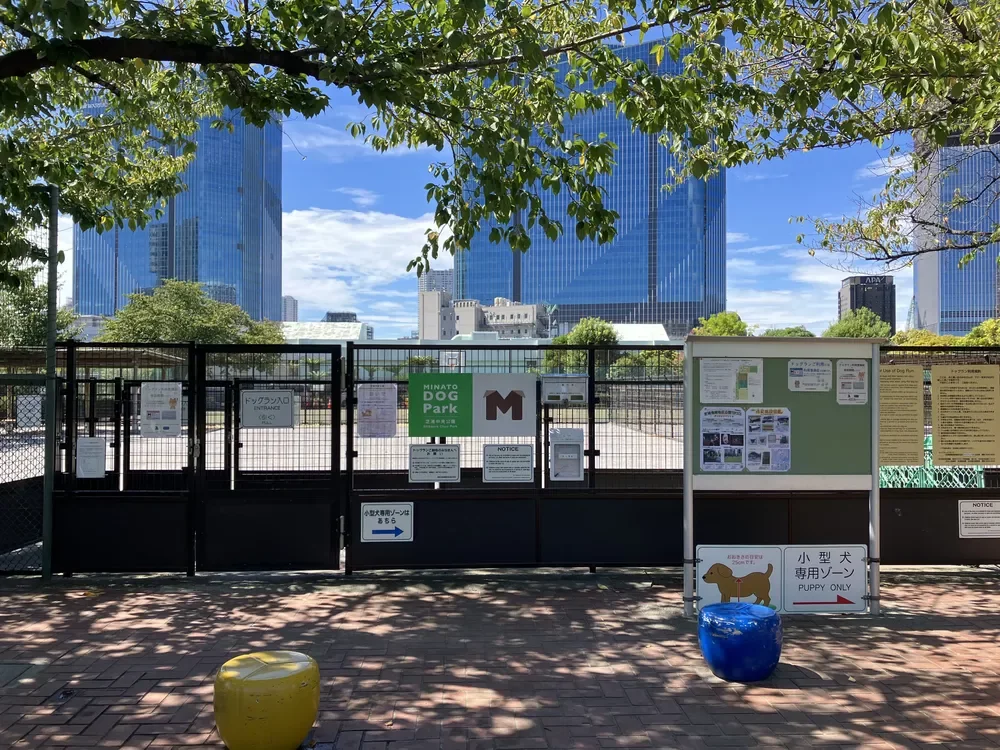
[822,308,891,339]
[609,349,679,380]
[761,326,815,338]
[97,280,284,344]
[891,329,961,346]
[963,319,1000,347]
[0,265,78,346]
[544,317,618,372]
[692,312,752,337]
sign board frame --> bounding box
[360,502,414,542]
[240,389,294,429]
[958,499,1000,538]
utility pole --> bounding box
[42,185,59,580]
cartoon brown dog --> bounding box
[702,562,773,606]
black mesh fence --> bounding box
[0,378,46,571]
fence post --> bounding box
[587,346,596,488]
[869,343,881,616]
[344,342,354,575]
[41,185,59,580]
[682,339,695,617]
[186,342,197,576]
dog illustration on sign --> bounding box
[702,562,773,607]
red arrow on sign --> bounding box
[792,595,853,606]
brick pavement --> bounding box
[0,568,998,749]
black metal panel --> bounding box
[0,477,43,556]
[349,494,536,569]
[538,494,682,565]
[52,494,188,573]
[882,489,1000,564]
[789,493,869,545]
[694,494,790,546]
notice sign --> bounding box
[931,365,1000,465]
[782,545,867,613]
[788,359,832,392]
[140,382,182,438]
[836,360,869,405]
[483,444,533,483]
[745,407,791,472]
[700,358,763,404]
[409,444,461,483]
[75,437,107,479]
[959,499,1000,538]
[240,390,293,428]
[357,383,397,438]
[361,502,413,542]
[879,365,924,466]
[700,407,745,471]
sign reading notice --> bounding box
[408,373,536,437]
[787,359,832,392]
[959,499,1000,538]
[140,382,182,438]
[931,365,1000,465]
[879,365,924,466]
[483,444,534,483]
[700,407,745,471]
[409,444,461,482]
[700,358,763,404]
[361,502,413,542]
[240,390,293,428]
[357,383,398,438]
[75,437,107,479]
[836,360,869,405]
[745,407,791,472]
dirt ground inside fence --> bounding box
[0,567,998,749]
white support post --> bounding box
[682,340,695,617]
[868,343,881,616]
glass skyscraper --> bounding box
[74,109,282,320]
[914,139,1000,335]
[454,42,726,336]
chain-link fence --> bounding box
[0,378,46,572]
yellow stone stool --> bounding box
[214,651,320,750]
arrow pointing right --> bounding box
[792,595,853,606]
[372,527,404,537]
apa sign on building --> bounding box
[409,373,536,437]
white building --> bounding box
[418,291,457,340]
[282,295,299,322]
[417,269,453,295]
[419,293,548,340]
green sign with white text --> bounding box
[408,373,474,436]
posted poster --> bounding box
[700,358,764,404]
[75,437,107,479]
[788,359,832,392]
[879,365,925,466]
[140,382,182,438]
[745,407,791,472]
[837,360,869,405]
[357,383,398,438]
[700,407,746,471]
[931,365,1000,465]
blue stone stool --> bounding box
[698,603,782,683]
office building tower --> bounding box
[282,295,299,322]
[417,269,454,295]
[454,41,725,337]
[324,311,358,322]
[838,276,896,334]
[73,108,282,320]
[914,138,1000,335]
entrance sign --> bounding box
[541,375,588,405]
[879,365,924,466]
[836,360,869,405]
[408,374,536,437]
[745,407,791,473]
[357,383,397,438]
[483,444,534,483]
[409,444,460,482]
[959,499,1000,538]
[787,359,832,392]
[931,365,1000,465]
[76,437,107,479]
[361,502,413,542]
[782,545,867,613]
[140,382,182,438]
[240,390,294,428]
[700,358,763,403]
[700,407,745,471]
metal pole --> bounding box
[41,185,59,580]
[682,339,694,617]
[869,343,881,617]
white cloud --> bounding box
[857,154,913,180]
[333,187,379,208]
[737,173,790,182]
[729,244,790,255]
[282,122,422,162]
[726,232,750,244]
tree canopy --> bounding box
[97,280,285,344]
[0,265,77,346]
[890,328,960,346]
[822,308,891,339]
[543,317,618,372]
[761,325,815,338]
[692,311,751,337]
[5,0,1000,278]
[963,319,1000,347]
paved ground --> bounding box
[0,568,998,749]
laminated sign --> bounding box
[408,373,536,437]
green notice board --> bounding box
[693,357,872,475]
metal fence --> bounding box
[0,376,46,572]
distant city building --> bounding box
[454,41,725,337]
[282,321,374,343]
[74,107,282,320]
[282,295,299,322]
[418,291,457,340]
[73,315,106,342]
[419,292,548,340]
[417,269,454,296]
[323,311,358,322]
[838,276,896,335]
[914,139,1000,334]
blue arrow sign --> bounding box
[372,527,404,537]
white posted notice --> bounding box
[409,444,461,483]
[700,358,763,404]
[140,382,182,438]
[788,359,832,392]
[745,407,791,472]
[483,444,534,482]
[959,499,1000,538]
[240,390,294,428]
[357,383,398,438]
[700,407,745,471]
[75,437,107,479]
[360,502,413,542]
[837,360,869,405]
